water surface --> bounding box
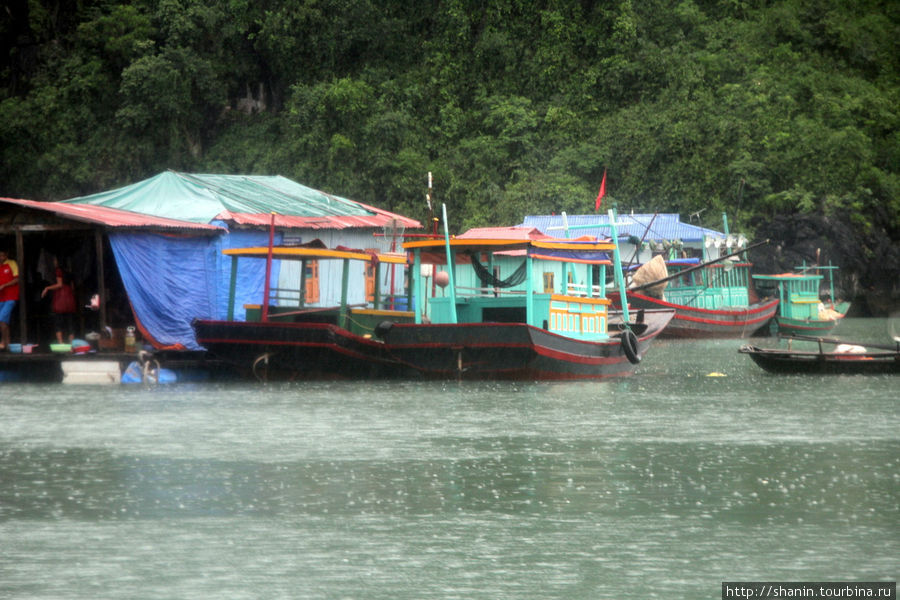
[1,318,897,599]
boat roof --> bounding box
[404,237,615,252]
[404,234,616,265]
[455,226,553,241]
[522,213,725,242]
[223,246,408,264]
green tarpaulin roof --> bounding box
[61,171,421,230]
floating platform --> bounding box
[0,350,230,383]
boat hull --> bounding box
[608,292,778,338]
[193,319,402,379]
[773,316,840,336]
[378,310,673,380]
[772,299,850,335]
[740,345,900,375]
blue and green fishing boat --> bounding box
[609,251,779,338]
[375,207,674,380]
[533,211,778,338]
[752,264,849,335]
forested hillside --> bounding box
[1,0,897,308]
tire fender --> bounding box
[374,320,394,340]
[621,329,640,365]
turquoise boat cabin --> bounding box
[752,264,846,333]
[632,257,754,309]
[404,229,622,342]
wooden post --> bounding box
[15,229,27,342]
[227,255,238,321]
[299,259,307,308]
[95,229,107,330]
[441,204,458,324]
[340,258,350,329]
[261,213,275,322]
[525,253,534,325]
[405,261,413,314]
[413,250,422,324]
[607,207,630,324]
[373,260,382,310]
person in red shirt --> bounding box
[41,255,76,344]
[0,249,20,350]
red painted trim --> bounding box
[196,337,381,361]
[670,309,776,327]
[621,291,779,317]
[531,343,622,365]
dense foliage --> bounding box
[1,0,897,303]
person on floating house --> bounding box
[0,249,20,351]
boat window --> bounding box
[543,272,554,293]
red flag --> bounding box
[594,169,607,211]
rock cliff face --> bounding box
[748,213,899,316]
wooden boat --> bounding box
[379,307,674,380]
[374,211,673,380]
[607,243,779,338]
[193,245,415,379]
[740,335,899,375]
[753,264,850,335]
[609,289,779,339]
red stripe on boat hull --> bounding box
[608,292,778,338]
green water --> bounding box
[1,319,897,599]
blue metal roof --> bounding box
[521,213,724,242]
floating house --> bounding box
[0,172,420,351]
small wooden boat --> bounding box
[740,335,899,374]
[753,264,850,335]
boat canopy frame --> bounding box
[222,246,411,328]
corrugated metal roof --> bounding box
[0,197,223,231]
[60,171,422,230]
[521,213,724,242]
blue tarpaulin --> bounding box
[109,230,280,350]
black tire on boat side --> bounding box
[374,321,394,340]
[621,329,640,364]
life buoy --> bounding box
[621,329,640,364]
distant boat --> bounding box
[753,263,850,335]
[375,213,673,380]
[740,335,899,375]
[608,242,779,338]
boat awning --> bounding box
[223,246,409,264]
[455,226,552,241]
[405,237,615,251]
[404,237,615,265]
[0,197,223,232]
